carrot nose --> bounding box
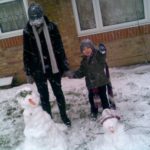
[109,127,115,133]
[29,98,36,106]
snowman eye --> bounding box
[20,90,32,98]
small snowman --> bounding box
[16,86,68,150]
[91,108,150,150]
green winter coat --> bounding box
[74,50,109,89]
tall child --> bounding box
[23,3,71,126]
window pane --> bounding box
[76,0,96,30]
[0,0,27,33]
[99,0,145,26]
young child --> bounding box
[68,39,113,119]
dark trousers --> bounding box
[34,72,67,119]
[88,85,110,114]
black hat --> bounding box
[80,39,95,52]
[28,3,43,22]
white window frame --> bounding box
[71,0,150,37]
[0,0,28,40]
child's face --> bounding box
[82,47,93,57]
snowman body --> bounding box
[17,87,68,150]
[92,112,149,150]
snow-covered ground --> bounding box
[0,64,150,150]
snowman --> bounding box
[16,86,68,150]
[90,109,150,150]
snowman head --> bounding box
[17,87,40,109]
[100,109,121,134]
[102,117,119,134]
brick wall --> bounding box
[79,25,150,67]
[0,36,25,83]
[0,0,150,83]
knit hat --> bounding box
[80,39,95,52]
[100,109,120,124]
[28,3,44,26]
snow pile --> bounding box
[15,86,68,150]
[0,64,150,150]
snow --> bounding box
[0,76,13,87]
[0,64,150,150]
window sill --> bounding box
[0,29,23,40]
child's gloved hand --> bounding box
[98,43,106,54]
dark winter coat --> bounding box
[23,16,69,78]
[73,49,109,89]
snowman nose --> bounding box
[109,127,115,133]
[29,98,36,106]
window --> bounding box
[72,0,150,36]
[100,0,145,26]
[76,0,96,30]
[0,0,28,39]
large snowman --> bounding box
[16,86,68,150]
